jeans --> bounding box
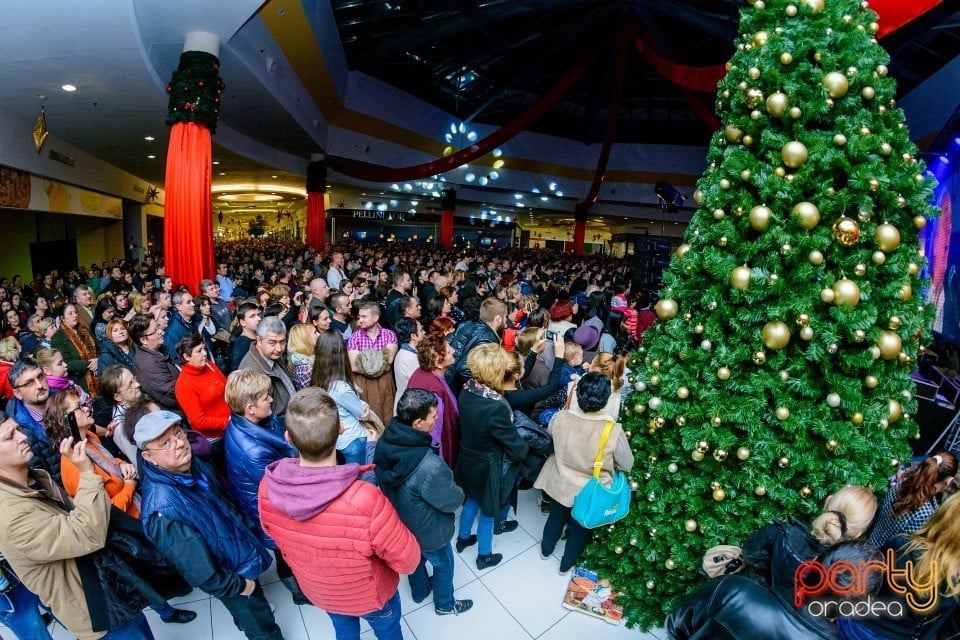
[0,582,53,640]
[340,436,368,465]
[541,496,592,572]
[408,543,455,610]
[327,590,403,640]
[219,582,284,640]
[100,612,155,640]
[837,617,887,640]
[459,498,509,555]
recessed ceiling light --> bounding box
[271,175,278,179]
[144,136,154,141]
[61,84,76,92]
[219,172,226,176]
[146,154,156,159]
[212,161,220,165]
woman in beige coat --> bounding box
[534,372,634,574]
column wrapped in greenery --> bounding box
[583,0,938,629]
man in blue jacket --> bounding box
[374,389,473,616]
[135,410,284,640]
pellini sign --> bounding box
[327,209,410,222]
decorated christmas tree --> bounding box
[582,0,939,630]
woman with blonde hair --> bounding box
[742,485,877,590]
[0,336,20,400]
[566,352,626,421]
[98,317,135,373]
[287,322,319,390]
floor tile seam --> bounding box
[475,568,538,640]
[531,609,572,640]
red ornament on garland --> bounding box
[166,86,172,93]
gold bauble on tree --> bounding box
[712,487,727,501]
[809,250,824,266]
[752,31,769,47]
[823,72,850,98]
[731,265,752,291]
[724,124,745,143]
[676,243,691,261]
[832,279,861,307]
[655,299,679,320]
[832,217,861,246]
[684,519,698,532]
[792,202,820,229]
[888,399,902,423]
[800,486,813,499]
[874,223,901,252]
[782,141,808,168]
[898,284,913,300]
[749,205,773,231]
[766,91,789,117]
[736,447,751,460]
[803,0,824,13]
[717,367,731,380]
[776,407,790,421]
[762,321,791,350]
[876,330,902,360]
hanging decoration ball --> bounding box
[832,217,861,246]
[809,250,825,266]
[779,456,791,468]
[766,92,789,117]
[823,72,850,98]
[650,527,658,537]
[858,209,872,223]
[709,301,718,310]
[649,396,663,410]
[713,208,726,220]
[800,486,813,499]
[875,224,901,252]
[713,449,728,462]
[781,52,794,65]
[665,559,676,570]
[693,190,704,205]
[746,89,764,109]
[696,441,710,453]
[743,135,754,147]
[889,316,902,330]
[862,86,876,100]
[796,314,810,326]
[888,399,903,423]
[854,263,867,277]
[737,447,751,461]
[786,4,798,16]
[615,546,624,555]
[749,66,762,79]
[790,106,802,119]
[762,321,791,350]
[752,31,768,47]
[676,243,692,261]
[915,174,925,184]
[700,339,713,351]
[717,367,731,380]
[803,0,824,12]
[880,143,893,155]
[827,343,839,354]
[898,284,913,300]
[792,202,821,229]
[647,492,656,502]
[827,439,839,451]
[833,134,847,147]
[694,324,705,334]
[909,263,920,275]
[876,64,889,77]
[677,387,690,399]
[749,205,773,231]
[751,110,762,120]
[719,179,731,190]
[713,487,727,501]
[724,125,745,143]
[684,519,698,532]
[832,279,861,307]
[820,288,836,303]
[782,141,808,168]
[877,331,902,360]
[718,236,729,247]
[914,216,927,229]
[776,407,791,421]
[779,370,790,382]
[731,265,752,290]
[755,485,768,496]
[668,463,679,473]
[854,330,866,342]
[632,479,642,491]
[634,381,647,392]
[870,346,882,360]
[826,393,842,408]
[781,243,792,255]
[655,299,679,319]
[872,251,887,265]
[775,167,787,178]
[753,351,768,364]
[865,375,879,388]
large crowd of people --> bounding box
[0,239,958,640]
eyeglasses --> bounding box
[70,405,93,416]
[144,427,187,452]
[13,371,46,389]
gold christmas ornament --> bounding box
[877,331,902,360]
[786,4,798,16]
[820,288,836,303]
[778,456,791,468]
[781,243,792,255]
[616,546,624,555]
[655,299,679,320]
[832,217,861,246]
[858,209,872,222]
[677,387,690,399]
[803,0,824,12]
[684,519,698,532]
[743,135,754,147]
[693,190,703,205]
[694,324,704,334]
[888,399,902,423]
[876,64,889,77]
[691,450,705,462]
[676,416,686,426]
[914,216,927,229]
[776,407,790,421]
[752,31,768,47]
[853,330,866,342]
[832,279,861,307]
[717,367,731,380]
[782,141,808,168]
[675,243,691,261]
[696,441,709,453]
[749,205,773,231]
[792,202,820,229]
[749,66,761,79]
[834,134,847,146]
[854,263,867,276]
[872,251,886,265]
[789,106,802,119]
[827,343,839,354]
[800,486,813,498]
[774,167,787,178]
[797,314,810,325]
[668,462,679,473]
[731,265,752,291]
[719,179,731,190]
[780,371,790,382]
[753,351,767,364]
[823,72,849,98]
[724,124,744,143]
[862,86,875,100]
[875,223,901,252]
[889,316,902,330]
[762,321,791,350]
[880,143,892,155]
[766,92,789,117]
[711,416,722,426]
[746,89,764,109]
[865,375,878,388]
[665,559,676,570]
[781,52,794,65]
[713,449,728,462]
[809,250,825,266]
[755,485,768,496]
[713,208,725,220]
[713,487,727,501]
[718,236,728,247]
[800,326,814,341]
[827,439,839,451]
[737,447,751,460]
[909,262,920,275]
[898,284,913,300]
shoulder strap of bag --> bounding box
[592,421,615,479]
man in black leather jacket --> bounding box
[446,298,507,392]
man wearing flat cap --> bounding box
[136,411,284,640]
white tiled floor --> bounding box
[13,489,667,639]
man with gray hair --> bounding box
[237,316,295,416]
[73,284,95,333]
[308,277,331,311]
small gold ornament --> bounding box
[781,243,792,255]
[692,450,704,462]
[718,236,728,247]
[854,263,867,276]
[774,167,787,178]
[914,216,927,229]
[796,314,810,326]
[862,86,875,100]
[753,351,767,364]
[717,367,731,380]
[789,106,802,119]
[800,326,814,341]
[755,485,767,496]
[713,487,727,501]
[820,288,836,303]
[713,208,725,220]
[809,250,824,266]
[800,486,813,498]
[713,449,728,462]
[781,52,794,65]
[675,243,691,261]
[676,416,686,426]
[880,143,892,155]
[711,416,722,427]
[803,0,824,12]
[696,441,709,453]
[693,190,703,205]
[834,134,847,147]
[832,217,861,246]
[776,407,790,421]
[876,64,889,77]
[749,66,761,79]
[782,141,808,168]
[737,447,751,461]
[823,72,850,98]
[668,463,679,473]
[724,125,744,143]
[915,174,925,184]
[719,179,731,190]
[827,439,839,451]
[889,316,902,330]
[700,339,712,351]
[752,31,768,47]
[684,519,698,532]
[751,110,761,120]
[762,321,791,350]
[786,4,798,16]
[778,456,791,468]
[909,262,919,275]
[746,89,764,109]
[615,546,624,555]
[865,375,878,388]
[742,135,754,147]
[832,279,861,307]
[827,343,839,354]
[766,92,789,117]
[875,224,901,252]
[854,330,866,342]
[877,331,902,360]
[858,209,872,223]
[793,202,820,229]
[694,324,704,334]
[731,265,752,291]
[898,284,913,300]
[677,387,690,399]
[861,128,872,137]
[870,346,882,360]
[655,299,679,320]
[649,376,660,387]
[872,251,886,265]
[888,399,903,423]
[749,205,773,231]
[665,559,676,570]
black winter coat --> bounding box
[454,381,529,517]
[742,518,824,589]
[446,320,499,392]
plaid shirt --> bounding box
[867,480,940,547]
[347,325,397,352]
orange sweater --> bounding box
[174,361,231,439]
[60,432,139,518]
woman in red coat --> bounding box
[174,333,230,440]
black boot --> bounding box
[281,576,311,606]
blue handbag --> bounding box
[571,421,632,529]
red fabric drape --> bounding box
[306,193,326,249]
[873,0,942,38]
[573,204,587,256]
[164,122,213,295]
[440,210,454,248]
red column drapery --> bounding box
[573,204,588,256]
[164,122,214,294]
[440,188,455,247]
[306,158,326,249]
